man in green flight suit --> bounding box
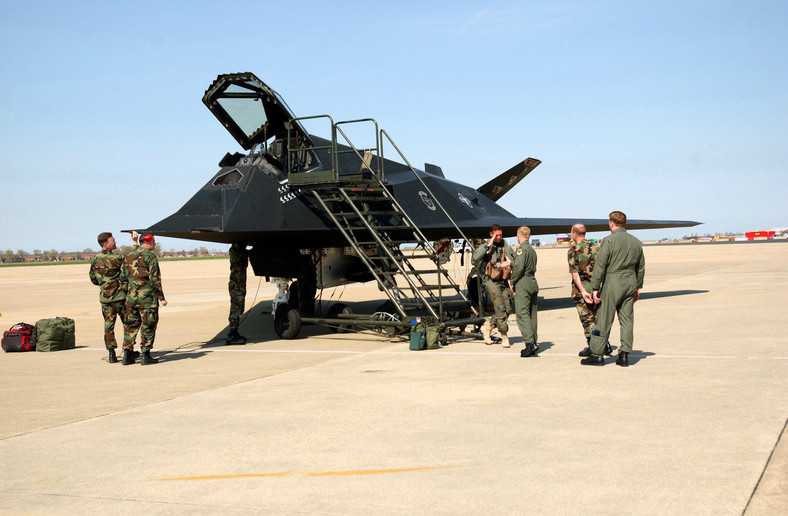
[581,211,645,367]
[89,231,137,363]
[567,223,611,357]
[121,233,168,365]
[471,224,513,347]
[510,226,539,357]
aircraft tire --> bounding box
[274,303,301,339]
[327,303,353,333]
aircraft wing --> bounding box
[477,158,541,202]
[416,216,700,239]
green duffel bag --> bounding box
[409,321,426,351]
[426,324,440,349]
[35,317,76,352]
[422,316,440,349]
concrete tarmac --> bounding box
[0,242,785,515]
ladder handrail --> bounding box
[287,114,337,179]
[380,129,475,250]
[333,119,382,181]
[331,121,479,317]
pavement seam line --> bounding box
[742,416,788,515]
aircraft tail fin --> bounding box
[477,158,541,202]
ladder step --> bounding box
[340,187,386,193]
[400,300,472,309]
[339,195,390,201]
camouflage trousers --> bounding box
[483,277,512,335]
[123,301,159,352]
[100,300,126,349]
[572,295,598,339]
[228,283,246,329]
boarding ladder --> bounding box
[286,116,482,334]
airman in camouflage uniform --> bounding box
[583,211,646,367]
[121,233,167,365]
[510,226,539,357]
[567,223,608,357]
[471,224,513,347]
[226,242,249,345]
[89,231,134,363]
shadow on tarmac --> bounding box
[153,350,209,362]
[627,350,655,365]
[639,289,708,300]
[539,289,708,311]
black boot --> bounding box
[141,350,158,365]
[616,351,629,367]
[580,355,605,366]
[521,343,538,357]
[226,328,247,345]
[604,342,613,356]
[122,349,135,365]
[108,348,118,363]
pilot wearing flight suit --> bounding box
[582,211,645,367]
[510,226,539,357]
[472,224,513,347]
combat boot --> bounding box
[141,350,158,365]
[122,349,136,366]
[108,348,118,363]
[521,342,538,357]
[501,334,510,348]
[226,328,247,345]
[480,321,493,345]
[616,351,629,367]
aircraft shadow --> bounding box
[181,290,707,355]
[538,289,708,312]
[638,289,708,300]
[193,298,396,350]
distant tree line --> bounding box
[1,246,226,263]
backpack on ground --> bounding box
[2,323,37,352]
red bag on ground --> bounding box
[2,323,36,352]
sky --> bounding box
[1,0,786,253]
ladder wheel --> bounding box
[274,303,301,339]
[327,303,353,333]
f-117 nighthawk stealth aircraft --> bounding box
[140,72,698,340]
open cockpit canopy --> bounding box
[202,72,312,151]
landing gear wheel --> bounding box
[274,303,301,339]
[327,303,353,333]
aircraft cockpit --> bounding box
[203,72,318,178]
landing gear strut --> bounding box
[271,278,302,339]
